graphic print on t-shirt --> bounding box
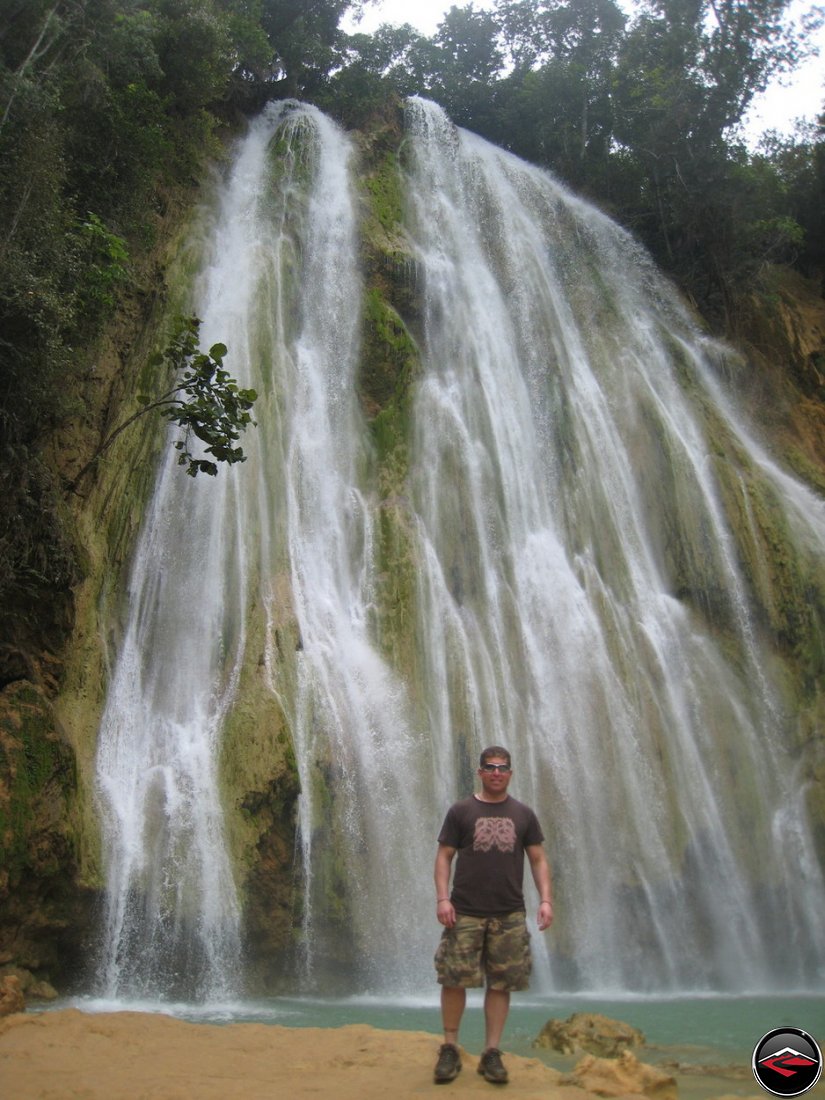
[473,816,516,853]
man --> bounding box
[433,746,553,1085]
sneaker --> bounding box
[434,1042,462,1083]
[477,1047,509,1084]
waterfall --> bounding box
[93,97,825,1000]
[402,97,825,990]
[92,112,267,1000]
[95,101,433,999]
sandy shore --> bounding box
[1,1008,797,1100]
[0,1009,593,1099]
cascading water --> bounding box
[94,96,825,1001]
[402,97,824,990]
[252,105,434,990]
[92,116,264,1000]
[95,101,433,1000]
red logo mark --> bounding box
[759,1049,818,1079]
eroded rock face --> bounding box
[535,1012,646,1057]
[238,763,302,990]
[0,966,58,1006]
[562,1050,677,1100]
[0,681,97,986]
[0,975,25,1017]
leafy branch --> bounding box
[67,316,257,492]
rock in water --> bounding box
[563,1050,677,1100]
[535,1012,646,1056]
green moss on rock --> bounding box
[0,682,94,982]
[363,149,404,236]
[216,575,302,987]
[360,289,419,416]
[353,126,424,684]
[714,449,825,692]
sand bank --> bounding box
[0,1008,593,1099]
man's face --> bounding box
[478,756,512,798]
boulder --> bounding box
[0,974,25,1017]
[562,1050,677,1100]
[535,1012,646,1057]
[0,965,58,1004]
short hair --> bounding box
[479,745,511,769]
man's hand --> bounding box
[437,899,457,927]
[537,900,553,931]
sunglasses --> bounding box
[480,763,511,773]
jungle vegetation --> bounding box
[0,0,823,676]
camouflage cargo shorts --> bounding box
[434,910,532,992]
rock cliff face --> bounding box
[731,268,825,857]
[731,266,825,506]
[0,105,823,994]
[0,683,94,983]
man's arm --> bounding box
[526,843,554,931]
[434,843,457,928]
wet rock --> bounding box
[0,974,25,1016]
[0,681,96,985]
[0,965,58,1003]
[27,978,58,1001]
[562,1050,677,1100]
[535,1012,646,1057]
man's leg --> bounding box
[477,912,530,1084]
[435,986,466,1082]
[434,916,484,1082]
[441,985,466,1045]
[483,987,510,1051]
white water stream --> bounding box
[94,99,825,1001]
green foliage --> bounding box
[147,315,258,477]
[755,122,825,273]
[70,316,258,487]
[260,0,355,97]
[0,0,278,655]
[74,213,131,323]
[591,0,814,313]
[318,23,426,125]
[492,0,626,175]
[334,0,823,323]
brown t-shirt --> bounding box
[438,794,544,917]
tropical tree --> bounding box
[608,0,818,315]
[491,0,626,185]
[68,316,257,491]
[260,0,354,97]
[423,3,504,127]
